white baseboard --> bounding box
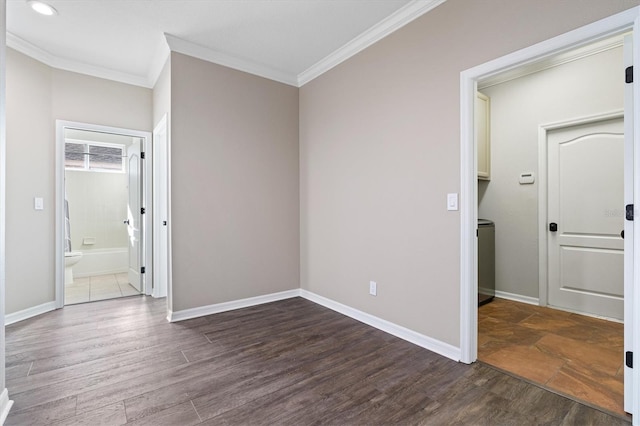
[5,301,57,326]
[299,290,461,362]
[167,288,461,363]
[168,289,301,322]
[494,290,539,306]
[0,388,14,425]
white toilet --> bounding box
[64,251,83,285]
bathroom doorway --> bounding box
[55,121,153,306]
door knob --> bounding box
[162,221,167,226]
[621,230,625,239]
[123,219,130,225]
[549,223,558,232]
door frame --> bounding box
[459,6,640,419]
[152,114,170,300]
[55,120,153,307]
[537,110,624,311]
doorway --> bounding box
[475,39,626,414]
[459,6,640,421]
[55,121,153,307]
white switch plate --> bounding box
[34,197,44,210]
[369,281,377,296]
[447,193,458,211]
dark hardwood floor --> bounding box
[5,296,628,425]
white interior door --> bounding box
[127,139,142,292]
[547,116,624,320]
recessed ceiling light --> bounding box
[27,0,58,16]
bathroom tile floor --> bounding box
[65,272,141,305]
[478,298,627,419]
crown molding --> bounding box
[7,32,153,88]
[164,34,299,87]
[8,0,447,89]
[297,0,447,86]
[478,34,624,90]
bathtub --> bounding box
[72,247,128,278]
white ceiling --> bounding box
[7,0,445,88]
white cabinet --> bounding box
[476,92,491,180]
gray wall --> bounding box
[170,52,299,312]
[299,0,638,347]
[5,48,152,315]
[478,46,624,299]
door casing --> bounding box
[152,114,170,300]
[55,120,153,306]
[459,6,640,421]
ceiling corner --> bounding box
[297,0,447,86]
[165,33,299,87]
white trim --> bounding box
[493,291,539,306]
[300,290,461,362]
[152,114,169,299]
[6,33,152,88]
[537,110,624,310]
[298,0,446,86]
[56,121,153,307]
[5,301,56,326]
[460,7,640,368]
[0,388,13,425]
[0,0,7,404]
[478,35,624,90]
[164,34,298,87]
[8,1,447,89]
[168,290,301,322]
[631,16,640,425]
[167,287,460,362]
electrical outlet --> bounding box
[369,281,377,296]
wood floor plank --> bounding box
[124,401,201,426]
[50,401,127,426]
[5,296,629,425]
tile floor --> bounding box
[65,272,141,305]
[478,297,626,419]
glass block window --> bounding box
[65,142,125,172]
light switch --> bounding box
[447,193,458,211]
[34,197,44,211]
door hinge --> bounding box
[141,151,146,159]
[627,351,633,368]
[141,207,146,215]
[626,66,634,83]
[626,204,634,221]
[141,266,146,274]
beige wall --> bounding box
[478,47,624,299]
[170,52,299,311]
[5,48,152,315]
[52,69,151,132]
[6,48,53,314]
[299,0,638,347]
